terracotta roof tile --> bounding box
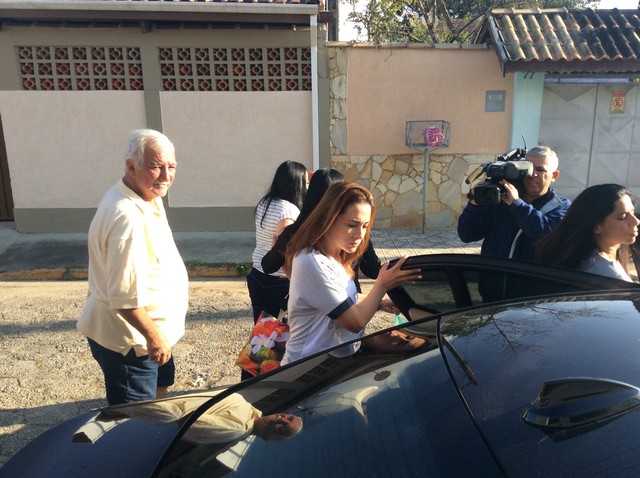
[479,8,640,74]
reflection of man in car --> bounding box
[79,394,304,478]
[362,329,432,354]
[99,392,302,444]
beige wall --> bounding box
[346,46,512,155]
[162,91,312,208]
[0,24,512,232]
[0,23,317,232]
[0,91,147,208]
[0,90,312,212]
[328,44,514,228]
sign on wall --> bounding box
[611,91,625,113]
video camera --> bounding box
[465,147,532,205]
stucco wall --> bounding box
[0,91,147,208]
[0,90,311,209]
[328,44,513,228]
[346,45,512,155]
[160,91,312,207]
[0,23,316,232]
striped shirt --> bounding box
[251,198,300,277]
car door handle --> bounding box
[522,377,640,436]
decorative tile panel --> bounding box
[17,46,144,91]
[158,47,312,91]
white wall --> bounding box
[162,91,313,208]
[0,91,146,208]
[0,90,313,210]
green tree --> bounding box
[345,0,598,44]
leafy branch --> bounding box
[343,0,598,44]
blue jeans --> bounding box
[246,267,290,324]
[88,338,175,405]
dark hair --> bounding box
[259,168,345,275]
[297,168,345,223]
[534,184,633,270]
[285,182,375,277]
[257,161,308,227]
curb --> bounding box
[0,263,250,281]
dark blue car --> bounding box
[3,255,640,477]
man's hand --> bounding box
[117,307,172,365]
[500,180,520,205]
[146,332,172,365]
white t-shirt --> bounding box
[77,180,189,356]
[281,249,362,365]
[580,250,633,282]
[251,198,300,277]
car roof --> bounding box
[437,290,640,476]
[7,289,640,478]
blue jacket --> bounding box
[457,189,571,261]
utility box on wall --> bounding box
[485,90,506,112]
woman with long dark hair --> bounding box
[534,183,639,281]
[247,160,308,324]
[262,168,382,290]
[281,182,420,365]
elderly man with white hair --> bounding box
[78,129,188,405]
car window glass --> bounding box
[461,269,483,305]
[402,269,455,311]
[399,260,638,315]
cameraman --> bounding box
[457,146,571,301]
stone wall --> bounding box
[327,45,494,229]
[332,153,492,228]
[328,46,348,157]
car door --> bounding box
[387,254,639,320]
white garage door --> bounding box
[539,81,640,201]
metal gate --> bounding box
[539,81,640,200]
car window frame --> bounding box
[387,254,639,317]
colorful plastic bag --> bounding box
[236,311,289,376]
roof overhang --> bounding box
[0,0,324,28]
[500,59,640,75]
[481,8,640,76]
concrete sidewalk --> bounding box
[0,222,481,279]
